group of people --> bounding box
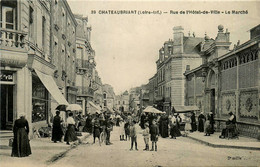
[119,113,160,151]
[10,108,238,158]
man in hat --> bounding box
[142,122,150,151]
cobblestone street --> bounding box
[50,126,260,167]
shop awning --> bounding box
[88,101,101,111]
[172,106,199,113]
[106,107,115,113]
[35,69,69,105]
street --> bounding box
[50,126,260,167]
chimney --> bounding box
[173,26,184,54]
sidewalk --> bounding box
[0,132,90,167]
[186,131,260,150]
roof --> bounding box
[183,37,204,54]
[172,106,200,113]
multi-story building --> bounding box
[0,0,104,139]
[51,0,78,113]
[74,14,95,115]
[155,26,204,114]
[129,88,141,114]
[92,69,103,109]
[184,24,260,138]
[0,0,71,135]
[116,91,129,113]
[103,84,116,111]
[148,74,158,106]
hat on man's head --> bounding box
[228,112,233,115]
[18,113,26,118]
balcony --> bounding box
[77,86,94,97]
[0,28,28,68]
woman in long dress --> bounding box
[184,114,192,136]
[64,113,78,145]
[198,112,206,132]
[119,119,125,141]
[11,114,32,157]
[52,111,63,142]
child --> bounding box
[124,121,130,141]
[129,120,138,151]
[143,122,150,151]
[204,116,211,136]
[150,119,159,151]
[119,119,125,141]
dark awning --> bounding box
[172,106,200,113]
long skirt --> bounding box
[11,128,32,157]
[93,127,100,138]
[198,119,204,132]
[170,125,182,137]
[185,123,192,131]
[64,124,78,142]
[52,125,63,142]
[161,122,169,138]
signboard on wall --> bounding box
[0,71,14,83]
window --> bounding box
[29,6,34,38]
[118,101,120,105]
[123,101,125,105]
[103,93,106,99]
[42,16,46,50]
[0,1,17,29]
[32,75,48,123]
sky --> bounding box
[67,0,260,95]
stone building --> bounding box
[147,74,158,106]
[0,0,104,138]
[116,91,129,113]
[103,84,116,111]
[74,14,95,115]
[184,24,260,138]
[0,0,70,135]
[50,0,78,114]
[156,26,203,114]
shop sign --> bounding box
[0,72,13,82]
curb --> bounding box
[187,136,260,151]
[46,133,91,165]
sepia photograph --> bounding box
[0,0,260,166]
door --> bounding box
[0,85,13,130]
[210,89,215,115]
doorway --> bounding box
[0,85,14,130]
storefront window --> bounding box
[32,75,48,123]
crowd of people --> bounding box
[11,108,238,158]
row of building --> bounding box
[141,24,260,138]
[0,0,116,138]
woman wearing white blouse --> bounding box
[64,113,78,145]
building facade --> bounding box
[103,84,116,111]
[0,0,61,134]
[74,14,95,115]
[116,91,129,113]
[184,24,260,138]
[155,26,203,114]
[51,0,78,115]
[0,0,104,138]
